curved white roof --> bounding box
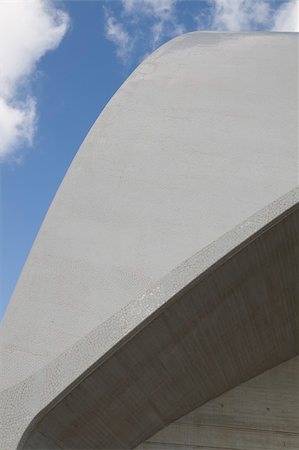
[1,32,298,391]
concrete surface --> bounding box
[0,32,298,449]
[137,357,299,450]
[18,197,299,449]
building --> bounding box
[1,32,298,449]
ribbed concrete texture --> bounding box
[1,32,298,449]
[137,357,299,450]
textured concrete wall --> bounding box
[137,357,299,450]
[0,32,298,449]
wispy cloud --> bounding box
[199,0,298,32]
[104,9,135,63]
[211,0,271,31]
[105,0,298,65]
[104,0,185,64]
[122,0,184,45]
[0,0,69,162]
[272,0,298,31]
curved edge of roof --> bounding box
[65,30,297,168]
[1,30,296,361]
[0,185,298,449]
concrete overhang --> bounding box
[1,32,298,449]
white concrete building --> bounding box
[1,32,298,449]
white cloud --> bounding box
[272,1,298,32]
[122,0,179,33]
[106,0,297,65]
[123,0,175,16]
[0,0,69,162]
[211,0,271,31]
[209,0,298,32]
[0,98,36,161]
[104,12,135,62]
[104,0,185,63]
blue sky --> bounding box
[0,0,298,318]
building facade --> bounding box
[1,32,298,449]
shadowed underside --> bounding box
[137,357,299,450]
[0,32,298,449]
